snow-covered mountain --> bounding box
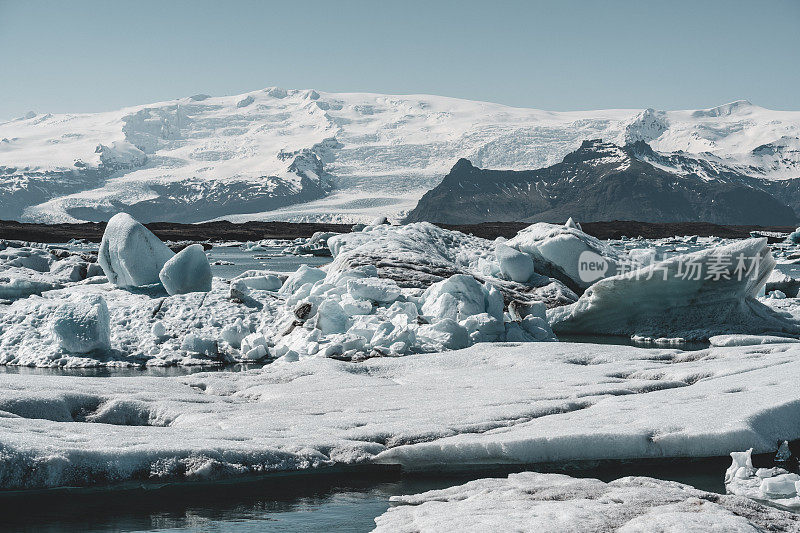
[1,88,798,223]
[405,140,800,225]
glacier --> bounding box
[1,89,799,223]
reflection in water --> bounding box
[0,461,727,533]
[0,363,264,377]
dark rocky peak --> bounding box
[561,139,630,166]
[626,140,657,158]
[450,158,476,173]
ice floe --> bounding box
[725,447,800,511]
[374,472,800,532]
[4,341,800,489]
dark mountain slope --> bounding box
[405,140,800,225]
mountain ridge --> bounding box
[404,139,800,225]
[1,88,799,223]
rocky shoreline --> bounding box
[0,218,795,243]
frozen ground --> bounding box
[373,472,800,532]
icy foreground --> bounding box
[4,341,800,490]
[373,472,800,532]
[2,219,797,366]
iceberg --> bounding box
[549,238,800,340]
[159,244,212,295]
[98,213,174,287]
[51,294,111,353]
[326,222,577,308]
[506,221,623,292]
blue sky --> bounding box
[1,0,798,120]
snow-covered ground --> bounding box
[1,88,799,223]
[374,472,800,532]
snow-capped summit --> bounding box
[0,89,798,223]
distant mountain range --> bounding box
[0,88,798,223]
[406,140,800,225]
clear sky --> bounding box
[1,0,798,121]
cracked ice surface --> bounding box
[3,340,800,490]
[372,472,800,532]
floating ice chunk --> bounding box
[340,294,373,315]
[549,238,800,340]
[564,217,582,231]
[386,301,419,322]
[725,449,754,485]
[98,213,174,287]
[521,315,556,341]
[769,290,787,299]
[180,333,217,356]
[346,277,401,303]
[374,472,794,532]
[761,474,800,498]
[279,265,326,295]
[326,222,577,308]
[495,243,534,282]
[237,275,282,291]
[0,247,51,272]
[461,313,505,340]
[240,333,269,360]
[320,333,367,356]
[507,222,622,291]
[370,216,389,226]
[324,264,378,287]
[158,244,212,296]
[0,277,60,301]
[86,263,105,278]
[220,319,249,348]
[710,335,800,347]
[51,294,111,353]
[151,321,167,341]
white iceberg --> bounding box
[98,213,174,287]
[495,242,534,283]
[159,244,212,295]
[506,222,623,292]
